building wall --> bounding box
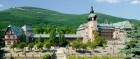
[2,27,19,46]
[5,40,17,46]
[100,29,114,38]
[86,18,98,42]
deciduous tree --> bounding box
[80,43,87,51]
[44,41,51,51]
[71,39,81,51]
[59,31,68,46]
[35,42,43,51]
[28,43,34,51]
[10,44,16,52]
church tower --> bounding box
[85,6,98,42]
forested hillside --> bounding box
[0,6,140,48]
[0,7,139,29]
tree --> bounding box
[41,54,52,59]
[33,28,40,34]
[59,30,68,46]
[49,29,56,46]
[90,42,97,51]
[92,55,101,59]
[80,43,87,51]
[17,42,26,51]
[97,36,107,47]
[35,42,43,51]
[0,29,5,49]
[44,41,51,51]
[92,32,107,47]
[92,31,100,45]
[122,30,140,58]
[93,31,99,41]
[79,56,88,59]
[17,42,26,54]
[38,36,42,43]
[10,44,16,52]
[34,36,42,44]
[68,54,77,59]
[103,55,114,59]
[86,40,91,47]
[28,43,34,51]
[43,32,47,34]
[71,39,81,51]
[20,33,26,42]
[10,56,14,59]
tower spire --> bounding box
[90,6,94,13]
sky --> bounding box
[0,0,140,20]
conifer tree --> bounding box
[20,33,26,42]
[59,31,67,46]
[122,30,140,58]
[49,29,56,46]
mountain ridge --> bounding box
[0,6,139,29]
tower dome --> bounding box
[88,6,97,21]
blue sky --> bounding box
[0,0,140,20]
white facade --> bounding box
[5,40,17,46]
[77,7,132,43]
[77,7,98,43]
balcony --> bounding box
[2,38,19,40]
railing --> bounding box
[6,32,14,35]
[2,38,19,40]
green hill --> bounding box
[0,7,139,29]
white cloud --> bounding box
[96,0,131,3]
[0,4,4,7]
[96,0,121,3]
[131,0,140,4]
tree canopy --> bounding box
[71,39,81,50]
[59,30,68,46]
[122,30,140,58]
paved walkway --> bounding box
[1,47,66,59]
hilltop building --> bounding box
[2,6,132,46]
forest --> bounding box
[0,6,139,29]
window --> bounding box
[13,36,15,38]
[8,35,10,38]
[7,41,11,45]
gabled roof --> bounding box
[98,21,132,29]
[8,25,22,36]
[21,25,35,37]
[77,23,87,30]
[112,21,131,29]
[22,25,32,31]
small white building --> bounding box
[2,25,22,46]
